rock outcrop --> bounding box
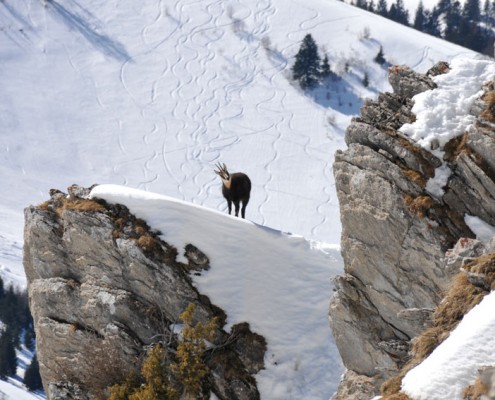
[24,186,266,399]
[330,62,495,397]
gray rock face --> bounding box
[24,190,265,400]
[331,62,495,397]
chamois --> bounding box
[214,162,251,219]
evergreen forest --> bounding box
[0,276,42,392]
[350,0,495,55]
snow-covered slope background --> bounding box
[0,0,484,398]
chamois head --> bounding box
[214,162,251,218]
[214,162,230,183]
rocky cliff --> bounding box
[330,61,495,398]
[23,186,266,399]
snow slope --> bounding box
[91,183,343,400]
[402,291,495,400]
[0,0,482,398]
[0,0,477,288]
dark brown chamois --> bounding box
[214,162,251,218]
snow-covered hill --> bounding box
[1,0,477,285]
[0,0,482,398]
[90,183,344,399]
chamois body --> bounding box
[215,163,251,218]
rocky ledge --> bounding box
[330,61,495,398]
[24,186,266,400]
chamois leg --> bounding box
[241,199,249,219]
[234,201,240,217]
[227,200,232,215]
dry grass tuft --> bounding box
[382,393,412,400]
[63,198,106,213]
[464,253,495,291]
[136,234,160,253]
[463,376,488,400]
[481,91,495,122]
[444,133,469,162]
[403,195,435,218]
[381,261,491,399]
[433,273,485,331]
[402,169,426,188]
[44,197,107,218]
[381,374,404,396]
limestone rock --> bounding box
[331,370,379,400]
[331,61,495,397]
[24,186,265,400]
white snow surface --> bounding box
[400,58,495,198]
[0,0,484,398]
[0,0,477,290]
[400,58,495,154]
[402,290,495,400]
[465,215,495,243]
[90,183,344,400]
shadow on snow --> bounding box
[47,0,131,62]
[307,76,365,116]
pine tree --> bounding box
[423,7,442,36]
[376,0,388,16]
[319,55,332,79]
[128,345,177,400]
[171,304,218,397]
[437,0,453,13]
[413,1,426,30]
[355,0,368,9]
[24,355,43,392]
[292,34,321,90]
[388,0,410,25]
[24,325,36,352]
[374,46,387,65]
[0,328,17,379]
[483,0,492,27]
[463,0,481,21]
[362,72,370,87]
[444,1,463,44]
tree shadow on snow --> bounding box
[0,1,32,30]
[308,76,364,116]
[46,0,131,62]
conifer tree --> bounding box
[463,0,481,21]
[0,328,17,379]
[171,304,218,397]
[413,1,426,30]
[355,0,368,9]
[319,55,332,79]
[376,0,388,16]
[388,0,410,25]
[374,46,387,65]
[444,1,463,43]
[423,7,442,36]
[483,0,492,27]
[292,34,321,90]
[362,72,370,87]
[24,355,43,392]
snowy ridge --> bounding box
[90,183,344,399]
[0,0,478,291]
